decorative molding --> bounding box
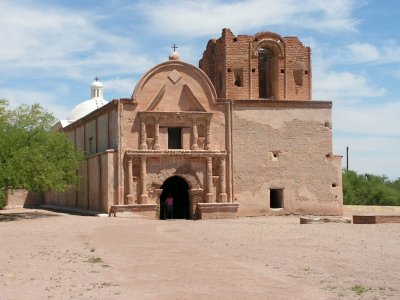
[145,84,166,111]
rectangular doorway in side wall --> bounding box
[270,189,283,209]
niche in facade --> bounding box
[293,60,305,87]
[197,122,206,149]
[146,119,155,149]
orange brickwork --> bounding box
[199,28,311,101]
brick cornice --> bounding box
[231,99,332,109]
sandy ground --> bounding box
[0,207,399,300]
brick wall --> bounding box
[200,29,311,101]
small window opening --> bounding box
[233,37,238,42]
[280,69,285,74]
[252,68,256,73]
[332,183,337,187]
[88,137,95,154]
[168,128,182,149]
[270,189,283,209]
[227,68,232,72]
[305,70,309,75]
[272,151,280,161]
[234,68,243,87]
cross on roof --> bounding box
[94,76,100,81]
[172,44,178,52]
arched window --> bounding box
[258,47,274,98]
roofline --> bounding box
[63,98,135,131]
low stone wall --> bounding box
[4,189,43,209]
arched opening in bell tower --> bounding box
[258,47,274,99]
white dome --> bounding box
[66,78,108,122]
[67,97,108,121]
[91,80,103,88]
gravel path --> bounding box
[0,207,399,299]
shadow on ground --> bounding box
[0,211,59,222]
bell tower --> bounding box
[199,28,312,101]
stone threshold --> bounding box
[197,202,240,219]
[109,204,157,219]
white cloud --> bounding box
[333,101,400,136]
[0,2,153,80]
[0,87,70,120]
[333,135,400,179]
[103,78,136,97]
[346,43,381,63]
[136,0,358,37]
[339,40,400,64]
[313,68,386,100]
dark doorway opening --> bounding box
[160,176,190,220]
[270,189,283,209]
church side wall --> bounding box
[97,113,109,152]
[44,108,118,213]
[232,105,343,216]
[109,109,119,149]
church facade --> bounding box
[45,29,343,219]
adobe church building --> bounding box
[45,29,343,219]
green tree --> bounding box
[343,170,400,206]
[0,100,83,208]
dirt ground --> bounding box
[0,207,399,300]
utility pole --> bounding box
[346,146,349,174]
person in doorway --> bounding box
[165,194,174,219]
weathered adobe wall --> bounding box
[232,105,342,216]
[200,29,311,101]
[44,151,116,212]
[44,108,119,213]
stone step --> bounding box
[353,215,400,224]
[300,216,351,224]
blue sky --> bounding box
[1,0,399,179]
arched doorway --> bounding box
[160,176,190,220]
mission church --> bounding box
[46,29,343,219]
